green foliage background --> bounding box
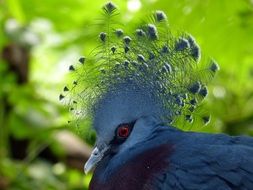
[0,0,253,189]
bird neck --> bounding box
[89,125,179,190]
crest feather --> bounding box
[60,2,218,130]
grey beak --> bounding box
[84,146,109,174]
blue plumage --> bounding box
[60,2,253,190]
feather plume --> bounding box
[60,2,218,132]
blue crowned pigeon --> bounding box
[60,2,253,190]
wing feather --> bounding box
[154,134,253,190]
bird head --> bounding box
[59,2,219,174]
[84,81,166,173]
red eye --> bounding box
[117,125,130,138]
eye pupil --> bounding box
[118,126,129,137]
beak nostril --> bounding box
[92,148,99,156]
[94,152,98,156]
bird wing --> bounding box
[154,135,253,190]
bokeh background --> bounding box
[1,0,253,189]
